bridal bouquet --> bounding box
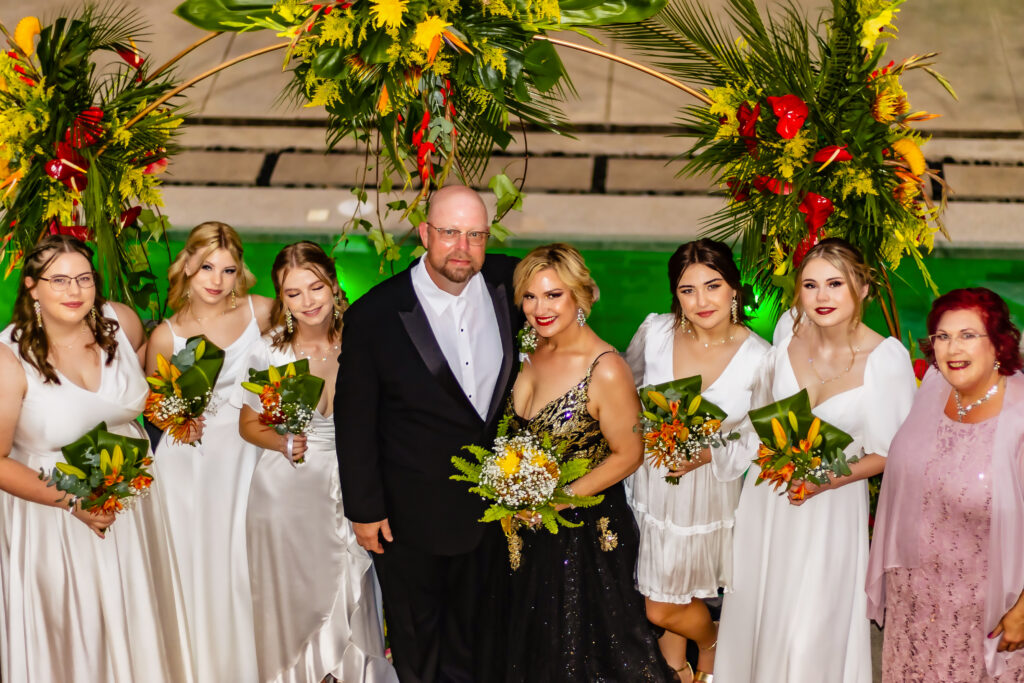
[452,416,603,569]
[144,335,224,445]
[638,376,738,484]
[749,389,854,501]
[42,422,153,513]
[241,359,325,465]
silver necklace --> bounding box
[686,327,736,349]
[807,345,860,384]
[954,379,1001,422]
[293,342,340,363]
[50,324,89,350]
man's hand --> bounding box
[353,518,393,554]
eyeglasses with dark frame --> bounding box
[928,331,989,346]
[39,273,96,292]
[426,223,490,246]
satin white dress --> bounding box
[154,296,263,682]
[0,305,193,682]
[624,313,771,603]
[240,334,397,683]
[715,332,916,683]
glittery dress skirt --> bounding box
[476,482,675,682]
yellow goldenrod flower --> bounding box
[892,137,926,176]
[14,16,40,57]
[370,0,408,30]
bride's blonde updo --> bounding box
[513,243,599,315]
[166,221,255,312]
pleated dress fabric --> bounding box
[624,313,771,604]
[241,334,397,683]
[0,304,193,682]
[153,296,263,682]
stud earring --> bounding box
[731,295,739,325]
[230,289,237,309]
[995,361,1001,372]
[576,307,587,327]
[33,300,42,326]
[518,322,539,355]
[285,309,294,334]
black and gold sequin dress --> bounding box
[476,352,675,682]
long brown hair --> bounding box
[269,241,347,350]
[166,221,255,312]
[11,235,120,384]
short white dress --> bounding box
[0,304,193,682]
[240,333,397,683]
[624,312,770,604]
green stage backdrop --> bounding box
[2,235,1023,351]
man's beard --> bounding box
[438,254,477,283]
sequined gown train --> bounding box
[477,352,675,682]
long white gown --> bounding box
[154,296,263,682]
[715,332,916,683]
[0,304,193,682]
[624,313,771,604]
[240,334,397,683]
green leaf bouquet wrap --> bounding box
[144,335,225,445]
[748,389,854,501]
[41,422,154,513]
[241,359,325,465]
[638,375,738,484]
[451,415,603,569]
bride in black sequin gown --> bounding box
[477,244,675,683]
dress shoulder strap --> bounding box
[582,350,615,387]
[164,317,177,337]
[246,295,256,318]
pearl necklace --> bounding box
[686,327,736,349]
[954,378,1001,422]
[293,342,340,363]
[807,345,861,384]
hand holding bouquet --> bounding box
[145,335,224,445]
[242,359,325,465]
[748,389,855,501]
[41,422,154,514]
[638,376,738,484]
[452,416,603,569]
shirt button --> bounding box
[465,362,469,366]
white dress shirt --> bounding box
[411,259,503,419]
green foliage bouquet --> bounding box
[145,335,225,445]
[242,358,326,464]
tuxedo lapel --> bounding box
[484,280,514,423]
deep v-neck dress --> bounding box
[0,304,193,682]
[715,332,916,683]
[624,312,772,604]
[153,296,263,682]
[477,352,675,682]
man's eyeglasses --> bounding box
[39,274,96,291]
[427,223,490,247]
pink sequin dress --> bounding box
[882,414,1024,682]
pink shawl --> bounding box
[866,369,1024,675]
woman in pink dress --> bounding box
[867,287,1024,681]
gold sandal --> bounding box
[674,661,693,682]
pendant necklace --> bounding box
[51,324,89,350]
[954,378,1001,422]
[687,326,736,350]
[293,342,340,363]
[807,344,860,384]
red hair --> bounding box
[924,288,1022,375]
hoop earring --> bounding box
[230,289,237,309]
[731,296,739,325]
[576,307,586,327]
[679,315,690,333]
[33,300,42,326]
[285,309,294,334]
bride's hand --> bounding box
[279,433,307,463]
[667,448,712,478]
[71,503,116,539]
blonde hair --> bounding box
[792,238,874,333]
[513,243,598,315]
[167,221,255,311]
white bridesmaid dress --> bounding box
[240,333,397,683]
[624,312,771,603]
[154,296,263,682]
[715,330,916,683]
[0,304,193,682]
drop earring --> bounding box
[285,309,294,334]
[731,295,739,325]
[230,288,237,309]
[333,295,341,321]
[576,307,586,327]
[34,300,42,326]
[680,315,690,333]
[995,361,1001,372]
[90,306,99,323]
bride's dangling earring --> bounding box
[731,295,739,325]
[285,309,294,334]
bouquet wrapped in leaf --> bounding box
[41,422,153,513]
[748,389,855,501]
[144,335,224,445]
[452,415,603,569]
[638,376,739,484]
[241,359,325,465]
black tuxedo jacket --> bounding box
[334,255,521,555]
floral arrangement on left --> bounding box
[0,6,183,313]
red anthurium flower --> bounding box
[47,219,93,242]
[913,358,929,381]
[120,206,142,229]
[64,107,104,148]
[737,102,760,154]
[766,94,808,139]
[812,145,852,164]
[726,179,750,202]
[115,44,144,69]
[45,142,90,192]
[798,192,834,231]
[793,234,819,267]
[753,175,793,195]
